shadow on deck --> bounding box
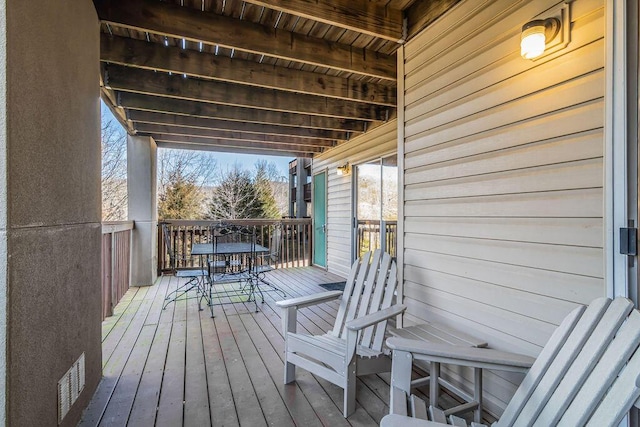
[79,266,393,427]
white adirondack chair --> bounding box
[381,297,640,427]
[276,249,406,417]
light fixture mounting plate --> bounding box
[528,1,571,60]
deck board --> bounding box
[183,297,211,427]
[80,267,401,427]
[127,278,174,427]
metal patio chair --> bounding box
[251,223,286,298]
[161,222,208,310]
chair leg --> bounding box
[343,360,357,417]
[430,361,440,409]
[162,276,199,310]
[473,367,483,423]
[284,359,296,384]
[256,275,286,298]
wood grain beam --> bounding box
[94,0,397,80]
[134,123,336,148]
[156,141,313,158]
[104,64,388,121]
[405,0,461,39]
[150,134,324,154]
[101,87,132,133]
[100,66,134,133]
[101,35,397,107]
[241,0,404,42]
[127,110,349,140]
[117,93,366,132]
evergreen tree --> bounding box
[158,173,202,220]
[254,160,282,219]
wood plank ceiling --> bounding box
[95,0,456,158]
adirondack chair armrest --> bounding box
[386,337,535,372]
[345,304,407,331]
[275,290,343,309]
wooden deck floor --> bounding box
[79,267,395,427]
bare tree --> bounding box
[101,115,127,221]
[207,161,289,219]
[157,148,217,220]
[207,164,262,219]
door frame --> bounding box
[351,153,398,263]
[606,0,639,305]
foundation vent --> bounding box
[57,352,85,424]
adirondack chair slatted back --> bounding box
[371,261,397,351]
[565,308,640,426]
[332,251,367,335]
[331,249,397,352]
[497,297,640,427]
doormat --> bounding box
[318,281,346,291]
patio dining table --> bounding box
[191,241,269,258]
[191,241,281,316]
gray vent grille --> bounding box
[57,353,86,424]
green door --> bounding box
[313,172,327,267]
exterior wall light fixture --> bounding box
[520,2,572,60]
[521,18,560,59]
[336,163,350,176]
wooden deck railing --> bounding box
[102,221,133,320]
[157,218,313,274]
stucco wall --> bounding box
[2,1,101,426]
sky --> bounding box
[101,101,293,178]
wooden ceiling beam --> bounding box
[94,0,397,80]
[127,110,349,141]
[104,65,388,121]
[135,123,336,148]
[241,0,404,42]
[406,0,462,39]
[117,93,366,132]
[150,134,325,154]
[156,141,313,158]
[101,87,132,133]
[100,35,397,107]
[100,66,134,133]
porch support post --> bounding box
[289,160,296,217]
[127,134,158,286]
[296,158,308,217]
[0,1,102,425]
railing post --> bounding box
[110,230,116,317]
[102,233,113,319]
[102,221,135,319]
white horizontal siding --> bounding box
[401,0,605,417]
[312,120,397,278]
